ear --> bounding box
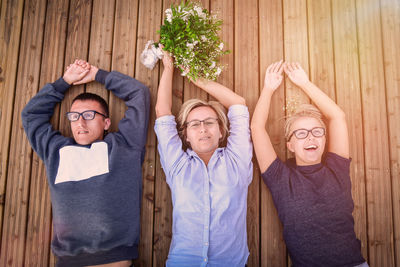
[104,118,111,131]
[286,141,295,153]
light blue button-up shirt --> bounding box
[154,105,253,267]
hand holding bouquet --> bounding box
[141,1,229,81]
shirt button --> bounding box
[204,258,207,262]
[205,225,209,229]
[205,191,209,195]
[205,242,209,246]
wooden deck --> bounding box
[1,0,399,266]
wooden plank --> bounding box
[331,0,368,259]
[183,0,209,102]
[211,0,234,92]
[109,0,138,132]
[283,0,309,107]
[258,0,286,266]
[380,0,400,265]
[133,0,162,266]
[0,0,24,244]
[58,0,92,137]
[234,0,259,266]
[355,0,395,265]
[307,0,335,98]
[23,1,69,265]
[0,0,47,266]
[86,0,115,98]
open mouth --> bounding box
[304,144,318,151]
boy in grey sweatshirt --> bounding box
[22,60,150,267]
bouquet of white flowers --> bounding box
[140,1,229,81]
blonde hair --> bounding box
[284,104,326,140]
[177,99,229,150]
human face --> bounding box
[286,117,326,166]
[185,106,222,161]
[69,100,111,145]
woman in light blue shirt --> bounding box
[154,50,253,267]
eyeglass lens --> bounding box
[187,118,218,129]
[67,111,97,121]
[294,127,325,139]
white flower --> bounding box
[210,61,216,69]
[194,5,206,19]
[219,43,224,50]
[181,10,190,21]
[215,67,222,76]
[186,42,195,50]
[165,8,173,23]
[201,35,207,42]
[181,68,189,76]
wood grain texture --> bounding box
[331,0,368,259]
[356,0,395,265]
[259,0,286,266]
[0,0,47,266]
[380,0,400,265]
[283,0,309,106]
[0,0,24,244]
[109,0,139,132]
[133,0,162,266]
[86,0,115,98]
[235,0,259,266]
[23,0,69,265]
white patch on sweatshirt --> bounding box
[55,142,109,184]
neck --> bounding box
[197,151,215,166]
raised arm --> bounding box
[251,61,284,173]
[22,61,89,159]
[284,62,349,158]
[155,49,174,118]
[190,77,245,108]
[75,59,150,149]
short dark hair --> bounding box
[71,93,109,117]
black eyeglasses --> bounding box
[66,110,108,122]
[288,127,325,140]
[185,118,219,129]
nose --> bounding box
[199,122,207,132]
[75,116,86,126]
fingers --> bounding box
[284,62,303,73]
[266,60,284,73]
[272,60,283,73]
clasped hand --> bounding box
[63,59,99,85]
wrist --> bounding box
[299,79,312,88]
[262,86,275,95]
[62,75,73,85]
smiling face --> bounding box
[286,116,326,166]
[185,106,222,161]
[69,100,111,145]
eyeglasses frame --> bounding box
[66,110,108,122]
[288,127,326,141]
